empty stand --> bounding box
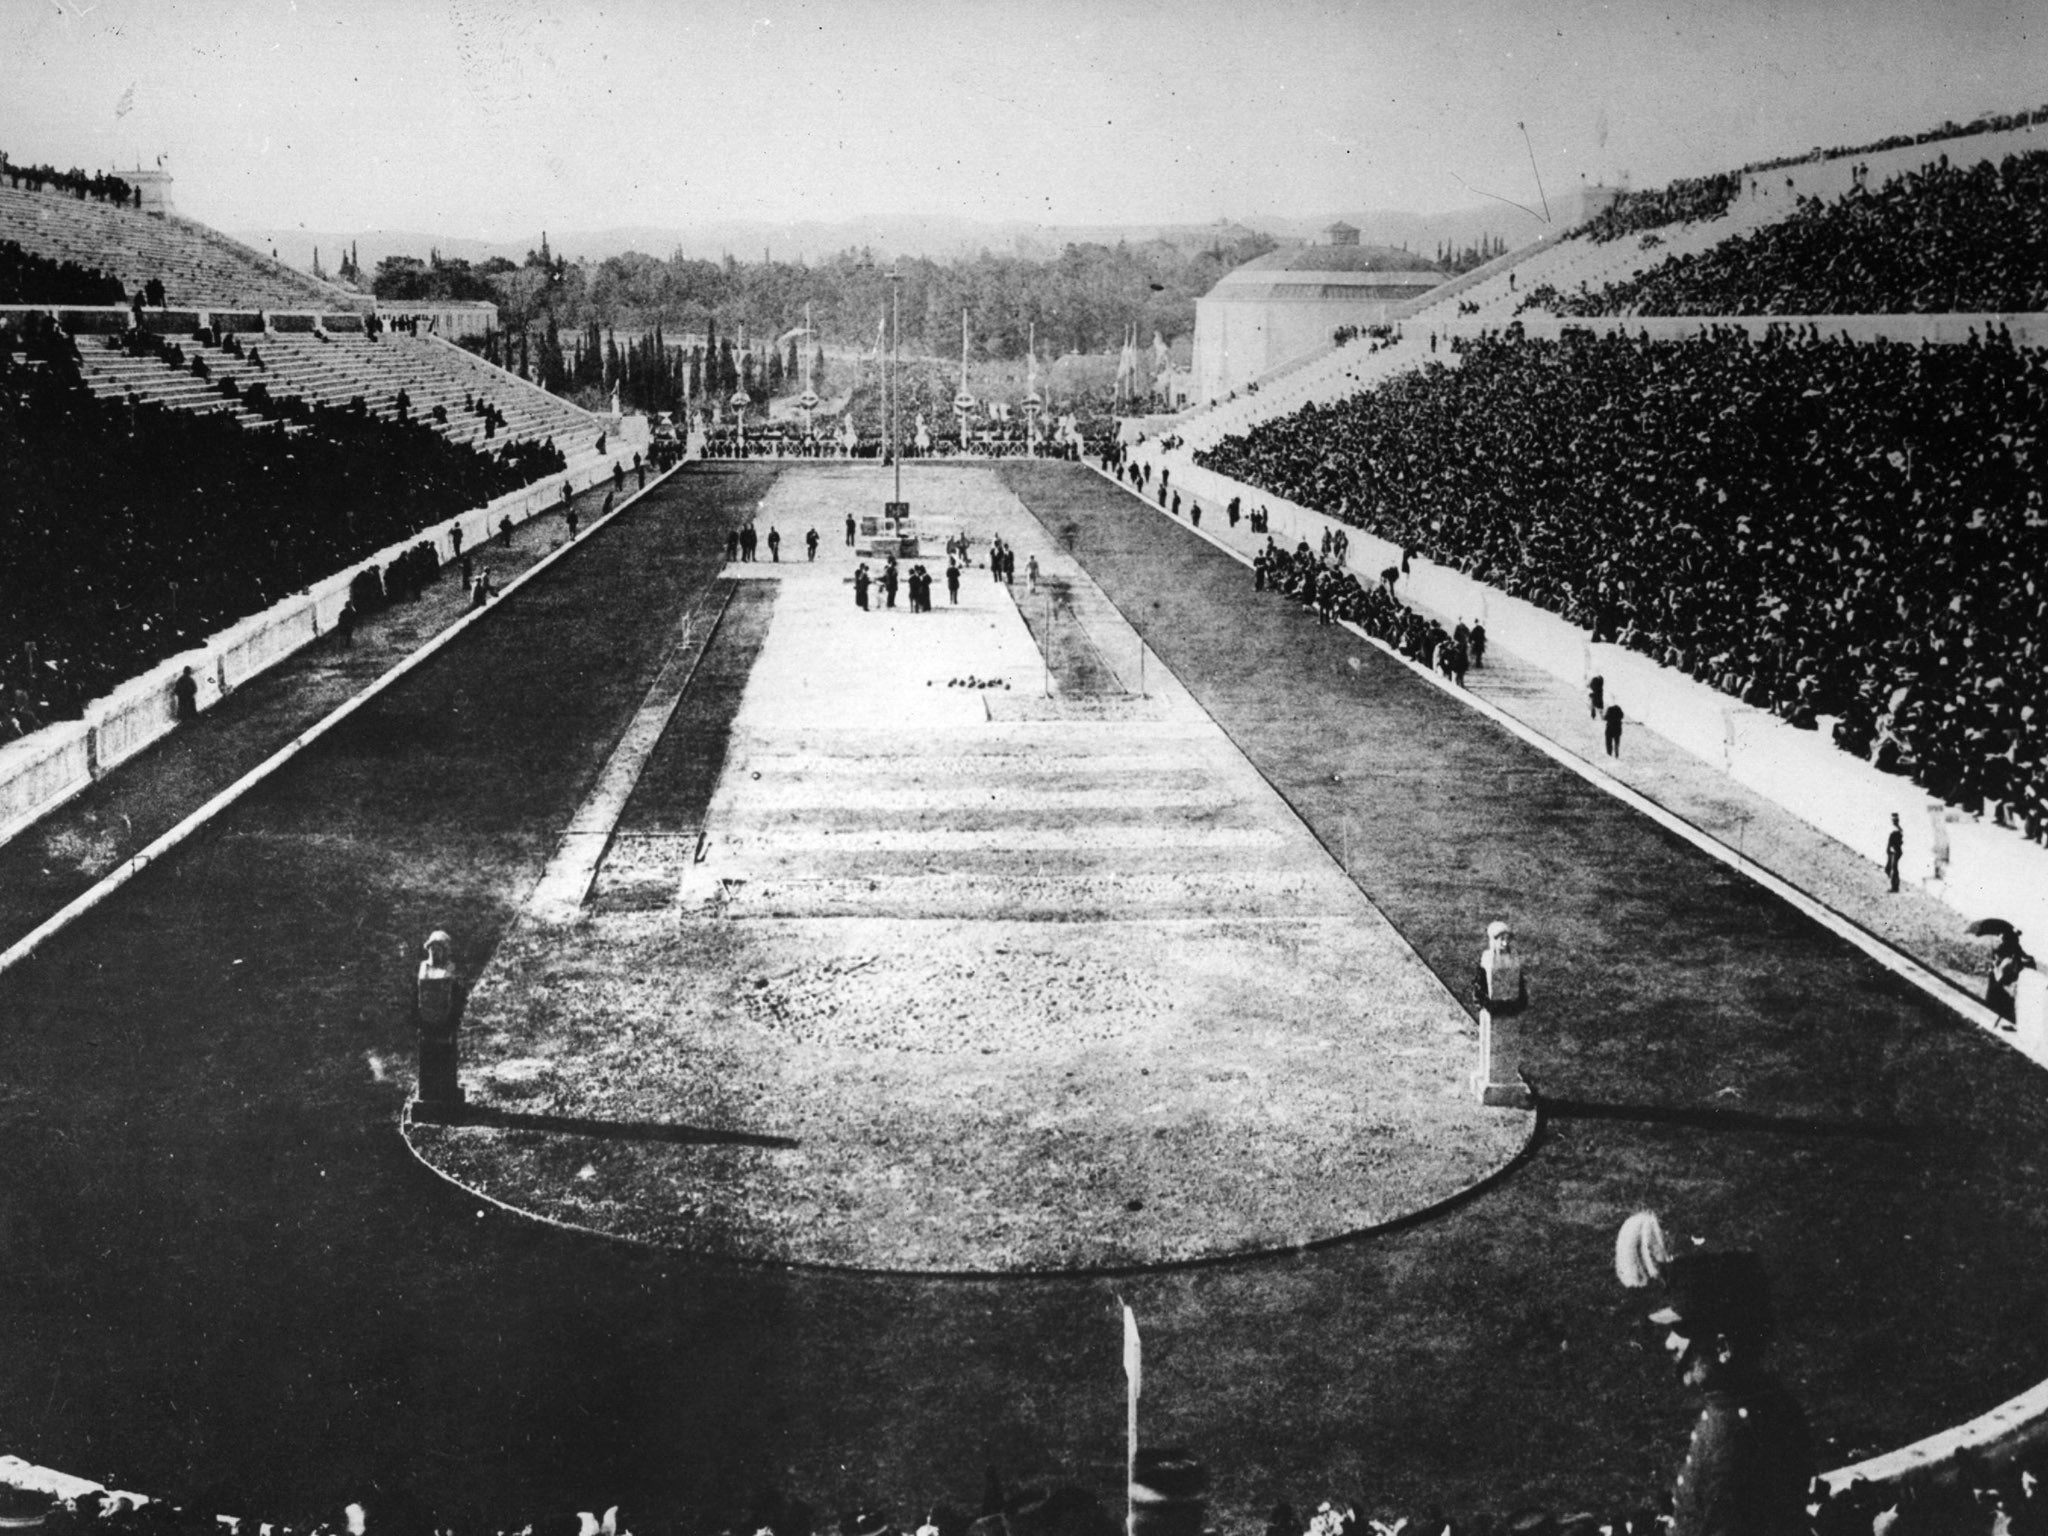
[0,181,357,311]
[62,329,605,455]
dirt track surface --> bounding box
[2,462,2048,1527]
[417,467,1525,1271]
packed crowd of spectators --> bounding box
[0,151,137,207]
[1526,150,2048,316]
[1737,101,2048,185]
[1571,102,2048,245]
[1196,323,2048,840]
[700,419,1089,461]
[0,311,566,743]
[1575,172,1745,244]
[0,239,127,304]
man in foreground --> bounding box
[1628,1232,1812,1536]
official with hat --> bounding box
[1620,1218,1812,1536]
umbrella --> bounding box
[1968,917,2018,939]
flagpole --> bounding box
[1121,1302,1140,1536]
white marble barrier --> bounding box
[1146,450,2048,952]
[0,446,643,851]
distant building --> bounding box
[1191,228,1444,403]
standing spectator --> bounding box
[767,527,782,562]
[1470,621,1488,668]
[806,528,820,562]
[568,501,582,538]
[1027,556,1040,595]
[1588,674,1605,719]
[845,512,857,548]
[335,598,357,650]
[1884,814,1904,893]
[1987,930,2037,1026]
[172,665,198,722]
[1604,702,1626,758]
[854,563,871,610]
[946,561,961,605]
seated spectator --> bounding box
[0,309,567,746]
[1528,149,2048,316]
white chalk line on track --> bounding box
[0,464,682,979]
[524,584,736,924]
[1098,456,2042,1486]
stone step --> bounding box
[706,800,1282,841]
[713,776,1237,816]
[594,831,1346,920]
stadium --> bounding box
[4,6,2048,1536]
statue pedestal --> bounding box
[1473,1008,1532,1109]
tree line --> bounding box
[374,228,1278,363]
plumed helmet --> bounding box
[1615,1210,1672,1289]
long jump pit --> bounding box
[406,466,1530,1273]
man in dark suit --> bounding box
[1647,1251,1811,1536]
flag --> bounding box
[1152,331,1169,371]
[1123,1302,1141,1402]
[876,310,888,358]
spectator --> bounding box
[1197,324,2048,842]
[1987,929,2037,1025]
[1529,149,2048,317]
[1642,1248,1812,1536]
[0,309,567,745]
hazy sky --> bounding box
[3,0,2046,240]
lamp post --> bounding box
[887,269,904,515]
[797,302,819,452]
[1022,320,1043,458]
[952,308,976,454]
